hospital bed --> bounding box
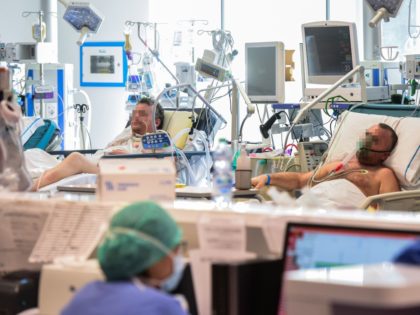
[31,103,420,211]
[329,104,420,211]
[22,117,61,151]
[31,106,217,192]
[350,103,420,118]
[361,190,420,211]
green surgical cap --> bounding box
[98,201,182,281]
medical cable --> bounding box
[193,130,212,185]
[309,168,368,187]
[286,164,301,172]
[210,86,232,102]
[284,155,298,173]
[410,93,420,117]
[238,114,249,143]
[254,104,263,124]
[167,129,193,184]
[168,132,177,167]
[172,128,211,186]
[404,145,419,182]
[129,21,179,85]
[175,148,197,186]
[81,121,93,149]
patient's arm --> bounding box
[108,149,130,155]
[251,162,340,190]
[31,152,99,191]
[254,171,311,190]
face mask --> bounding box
[160,253,186,292]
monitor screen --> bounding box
[245,42,285,103]
[247,46,276,97]
[278,223,420,315]
[305,26,352,76]
[303,22,358,85]
[90,56,115,74]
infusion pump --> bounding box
[298,141,328,172]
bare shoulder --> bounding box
[375,166,398,179]
[376,166,401,193]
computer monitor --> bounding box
[245,41,285,103]
[302,21,359,85]
[278,222,420,315]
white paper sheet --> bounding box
[198,215,247,252]
[0,199,50,272]
[29,201,113,263]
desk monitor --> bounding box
[302,21,359,85]
[278,223,420,315]
[245,41,285,103]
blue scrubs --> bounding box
[61,280,188,315]
[394,240,420,265]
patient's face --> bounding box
[131,103,154,135]
[356,125,393,166]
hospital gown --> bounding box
[61,280,187,315]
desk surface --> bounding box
[9,192,420,230]
[3,193,420,257]
[56,184,259,199]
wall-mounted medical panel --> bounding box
[80,42,127,87]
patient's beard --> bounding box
[356,149,381,166]
[131,121,147,136]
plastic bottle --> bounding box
[142,53,155,92]
[212,138,233,208]
[235,144,252,190]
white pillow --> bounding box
[326,111,420,189]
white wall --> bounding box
[0,0,149,148]
[58,0,149,148]
[0,0,42,42]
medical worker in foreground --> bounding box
[61,201,188,315]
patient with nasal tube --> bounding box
[252,123,400,209]
[61,201,188,315]
[31,97,166,191]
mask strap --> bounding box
[106,226,173,257]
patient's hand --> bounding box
[252,175,268,189]
[109,149,129,155]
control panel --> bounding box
[142,132,171,150]
[298,141,328,172]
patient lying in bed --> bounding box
[252,123,401,209]
[31,97,165,191]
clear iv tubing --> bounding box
[172,128,211,186]
[193,130,212,186]
[333,148,357,173]
[176,148,197,186]
[169,128,197,185]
